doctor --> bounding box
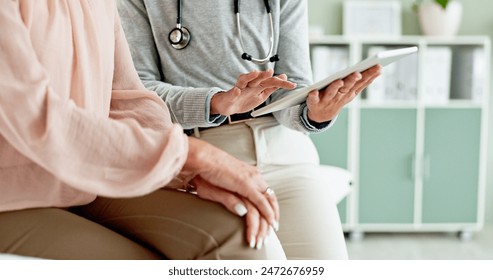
[118,0,381,259]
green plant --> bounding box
[434,0,450,9]
[413,0,450,12]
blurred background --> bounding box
[306,0,493,259]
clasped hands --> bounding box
[174,137,279,250]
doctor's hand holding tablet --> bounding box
[305,64,382,123]
[251,46,419,122]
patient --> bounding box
[0,1,284,260]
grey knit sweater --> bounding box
[118,0,331,132]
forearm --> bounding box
[143,80,227,128]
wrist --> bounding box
[307,111,325,124]
[183,137,206,172]
[307,108,337,124]
[211,92,228,116]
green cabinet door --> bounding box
[359,109,416,224]
[422,109,481,223]
[310,109,349,223]
[310,109,349,168]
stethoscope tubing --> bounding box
[170,0,278,65]
[235,11,275,65]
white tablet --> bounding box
[251,46,418,117]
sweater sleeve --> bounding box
[0,1,188,198]
[117,0,227,129]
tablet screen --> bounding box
[251,46,418,117]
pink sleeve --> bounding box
[110,8,174,132]
[0,2,188,198]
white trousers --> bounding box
[194,116,348,260]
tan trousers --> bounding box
[194,116,348,260]
[0,189,286,260]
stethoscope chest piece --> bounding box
[169,25,191,50]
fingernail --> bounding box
[264,228,273,246]
[249,236,256,249]
[234,203,248,217]
[256,238,264,250]
[272,220,280,232]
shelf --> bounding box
[358,100,483,109]
[309,35,490,46]
[309,35,489,234]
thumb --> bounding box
[195,180,249,217]
[192,176,249,217]
[306,90,320,108]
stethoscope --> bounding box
[168,0,279,65]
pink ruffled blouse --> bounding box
[0,0,188,212]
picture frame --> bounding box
[343,1,402,37]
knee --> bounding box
[169,196,286,260]
[200,218,286,260]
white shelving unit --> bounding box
[309,36,490,241]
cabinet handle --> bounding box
[410,154,416,181]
